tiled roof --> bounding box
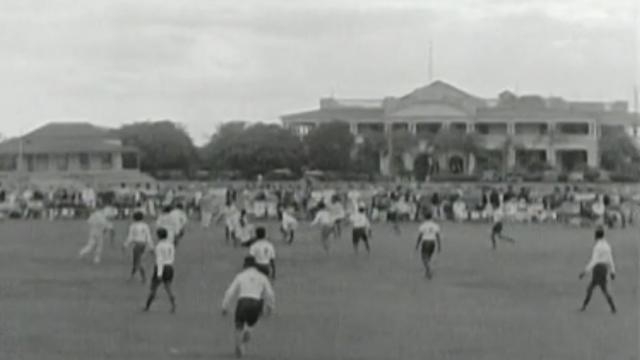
[0,122,134,154]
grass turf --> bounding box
[0,219,637,360]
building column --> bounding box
[546,148,557,167]
[507,147,517,169]
[408,122,416,135]
[467,153,476,174]
[507,123,516,136]
[349,123,358,136]
[587,147,598,168]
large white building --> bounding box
[281,81,640,175]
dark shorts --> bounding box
[235,298,264,329]
[321,225,333,240]
[492,221,503,234]
[591,263,609,286]
[132,243,146,263]
[421,241,436,260]
[256,263,271,277]
[352,228,368,245]
[387,211,397,221]
[151,265,174,286]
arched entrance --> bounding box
[448,154,465,174]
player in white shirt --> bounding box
[156,206,178,245]
[235,210,255,247]
[311,203,335,253]
[579,227,617,313]
[249,227,276,279]
[123,211,154,283]
[170,203,188,247]
[350,206,372,254]
[415,212,442,279]
[78,206,115,264]
[222,256,276,358]
[143,228,177,313]
[280,207,298,245]
[218,201,240,245]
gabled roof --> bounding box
[400,80,483,101]
[0,122,133,154]
[25,122,112,138]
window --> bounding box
[79,153,90,170]
[122,152,138,169]
[56,154,69,171]
[416,123,442,136]
[392,123,409,132]
[557,122,589,135]
[515,123,548,135]
[476,123,507,135]
[34,154,49,171]
[100,153,113,170]
[451,123,467,133]
[0,155,17,171]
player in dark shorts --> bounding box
[415,212,441,279]
[490,215,515,250]
[579,227,617,313]
[222,256,276,357]
[143,228,176,313]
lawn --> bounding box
[0,219,637,360]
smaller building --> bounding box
[0,122,152,186]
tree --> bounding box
[304,121,354,172]
[599,126,640,172]
[117,121,199,177]
[200,121,247,171]
[201,122,305,178]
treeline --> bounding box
[115,119,640,181]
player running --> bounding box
[123,211,154,283]
[350,205,372,254]
[329,197,346,239]
[311,203,334,253]
[143,228,177,313]
[222,256,276,358]
[280,207,298,245]
[78,206,115,264]
[579,227,617,313]
[170,203,188,247]
[218,200,240,246]
[490,211,515,250]
[415,212,441,279]
[156,205,179,245]
[249,227,276,280]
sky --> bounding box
[0,0,637,144]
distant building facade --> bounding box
[0,123,150,185]
[281,81,640,176]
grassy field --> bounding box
[0,219,637,360]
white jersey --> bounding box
[249,239,276,265]
[585,239,615,273]
[350,213,370,229]
[329,203,346,221]
[312,210,334,227]
[154,241,175,276]
[281,212,298,231]
[170,209,188,231]
[156,213,179,239]
[124,222,153,247]
[418,220,440,241]
[88,210,113,238]
[221,268,276,311]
